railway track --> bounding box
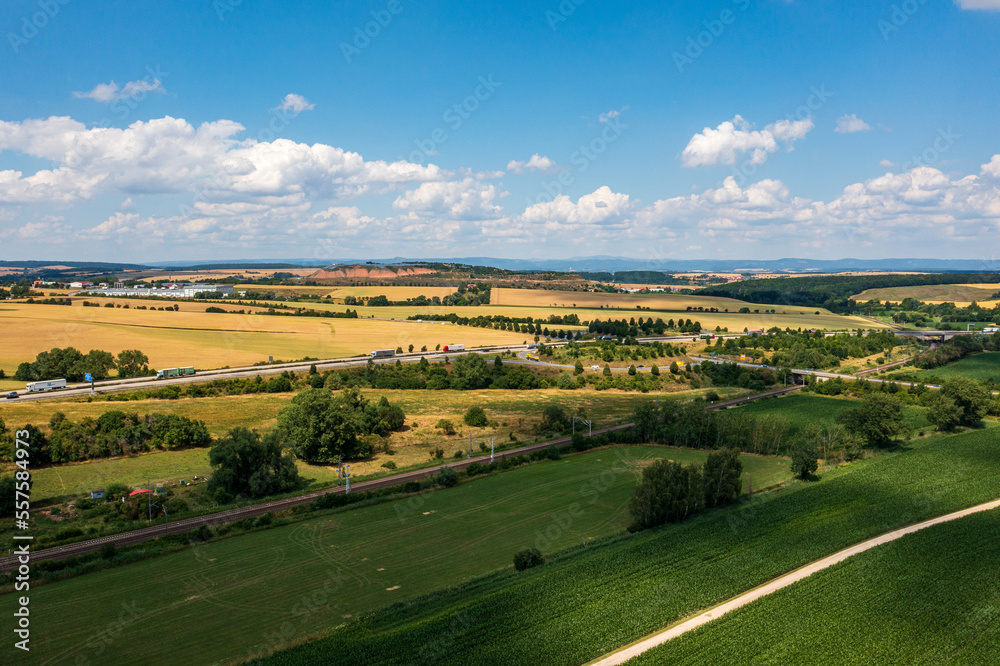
[0,384,801,572]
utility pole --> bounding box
[345,465,350,495]
[469,433,473,458]
[338,454,342,484]
[490,437,495,464]
[147,477,152,523]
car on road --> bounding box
[5,391,18,399]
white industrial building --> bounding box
[87,283,234,298]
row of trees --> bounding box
[0,411,211,466]
[14,347,150,382]
[912,333,1000,371]
[589,317,701,337]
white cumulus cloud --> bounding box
[521,186,631,226]
[835,114,872,133]
[506,154,561,173]
[681,115,814,167]
[277,94,315,114]
[392,178,505,220]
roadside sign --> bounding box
[84,373,92,382]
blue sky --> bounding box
[1,0,999,263]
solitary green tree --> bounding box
[115,349,150,378]
[702,448,743,507]
[837,392,904,448]
[941,377,990,427]
[791,442,819,479]
[925,393,963,432]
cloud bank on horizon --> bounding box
[1,1,998,262]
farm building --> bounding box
[88,283,234,298]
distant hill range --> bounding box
[2,257,997,275]
[144,257,998,274]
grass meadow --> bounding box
[4,388,719,502]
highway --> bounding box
[0,383,801,572]
[2,332,733,402]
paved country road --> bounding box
[0,385,800,572]
[587,497,1000,666]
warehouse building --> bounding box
[87,283,234,298]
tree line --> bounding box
[0,411,211,466]
[14,347,151,382]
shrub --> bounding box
[513,548,544,571]
[436,419,456,435]
[381,461,397,469]
[436,467,458,487]
[99,542,117,559]
[464,406,489,427]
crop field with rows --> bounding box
[628,508,1000,665]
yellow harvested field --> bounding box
[0,303,530,375]
[491,287,823,314]
[230,285,456,301]
[612,284,693,292]
[240,298,880,332]
[327,286,457,301]
[854,284,1000,307]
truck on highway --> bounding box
[156,366,196,379]
[26,379,67,392]
[370,349,395,359]
[442,344,465,352]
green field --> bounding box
[257,425,1000,666]
[14,446,790,665]
[629,509,1000,665]
[724,392,931,434]
[901,352,1000,384]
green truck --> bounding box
[156,366,195,379]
